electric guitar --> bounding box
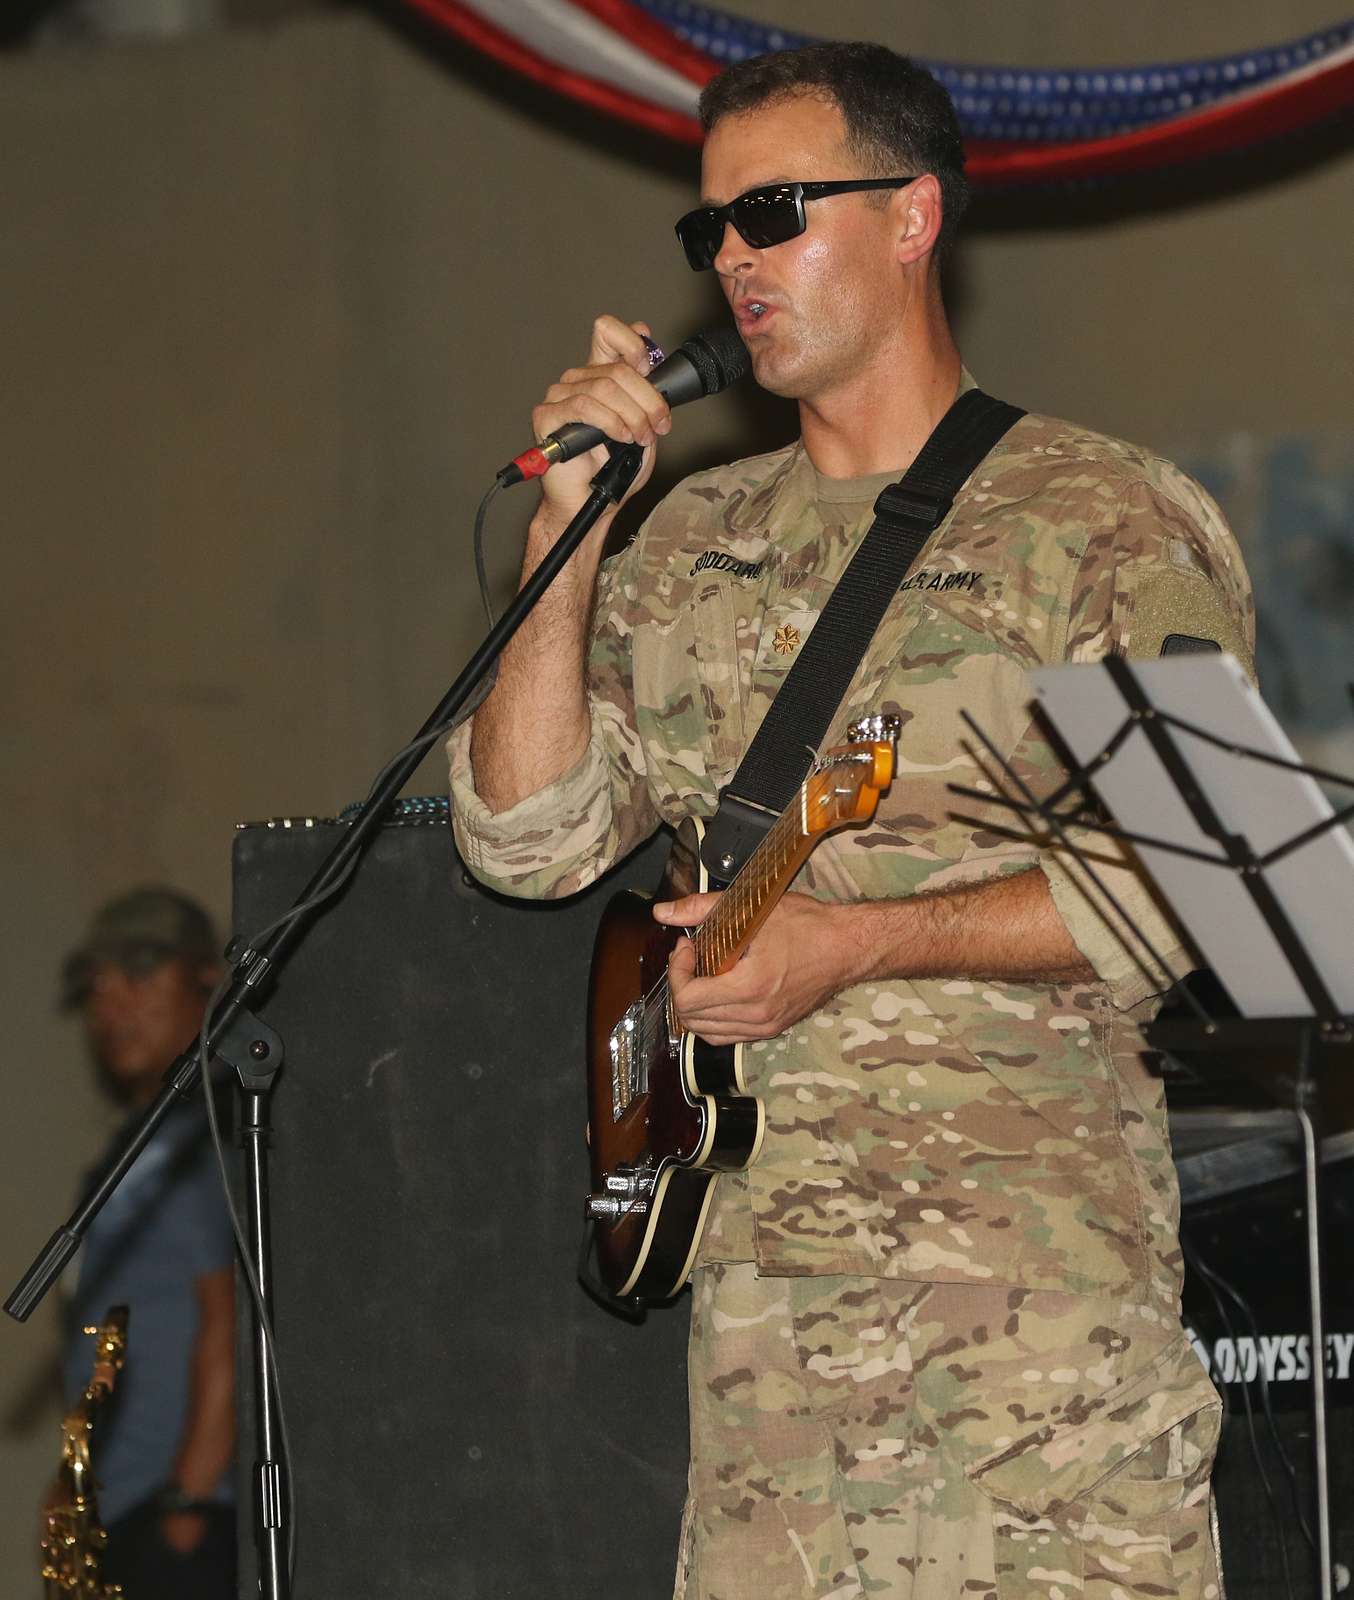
[584,714,899,1301]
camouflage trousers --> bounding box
[675,1264,1222,1600]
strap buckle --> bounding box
[872,483,945,531]
[698,789,778,886]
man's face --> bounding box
[83,956,211,1098]
[700,94,907,403]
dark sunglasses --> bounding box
[675,178,916,271]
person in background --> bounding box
[56,886,236,1597]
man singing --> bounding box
[451,42,1251,1600]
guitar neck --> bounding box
[693,806,814,980]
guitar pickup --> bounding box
[609,1000,647,1121]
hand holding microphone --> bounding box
[468,319,747,812]
[498,318,750,509]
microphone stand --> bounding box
[6,442,646,1600]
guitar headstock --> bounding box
[801,715,900,835]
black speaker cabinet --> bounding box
[231,805,688,1599]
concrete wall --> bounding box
[2,3,1350,1585]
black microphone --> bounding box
[497,327,750,487]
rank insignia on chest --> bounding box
[772,624,801,655]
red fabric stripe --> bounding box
[407,0,703,143]
[968,52,1354,183]
[404,0,1353,184]
[566,0,719,88]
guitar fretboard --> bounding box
[645,745,881,1047]
[692,804,811,979]
[647,785,813,1052]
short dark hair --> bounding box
[698,42,969,255]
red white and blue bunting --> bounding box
[403,0,1354,185]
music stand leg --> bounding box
[1297,1096,1332,1600]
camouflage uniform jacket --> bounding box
[449,407,1255,1304]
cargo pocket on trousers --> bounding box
[965,1333,1222,1597]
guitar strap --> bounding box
[698,388,1025,883]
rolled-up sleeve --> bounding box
[1040,833,1193,1010]
[449,710,649,899]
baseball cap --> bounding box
[60,886,220,1010]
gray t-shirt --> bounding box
[63,1099,234,1525]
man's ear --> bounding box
[894,174,943,266]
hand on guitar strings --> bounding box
[655,869,1094,1046]
[654,891,869,1046]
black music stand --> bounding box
[951,652,1354,1600]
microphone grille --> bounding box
[680,327,751,396]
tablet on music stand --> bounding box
[1029,653,1354,1020]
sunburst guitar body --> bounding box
[584,715,899,1302]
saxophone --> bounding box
[41,1306,128,1598]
